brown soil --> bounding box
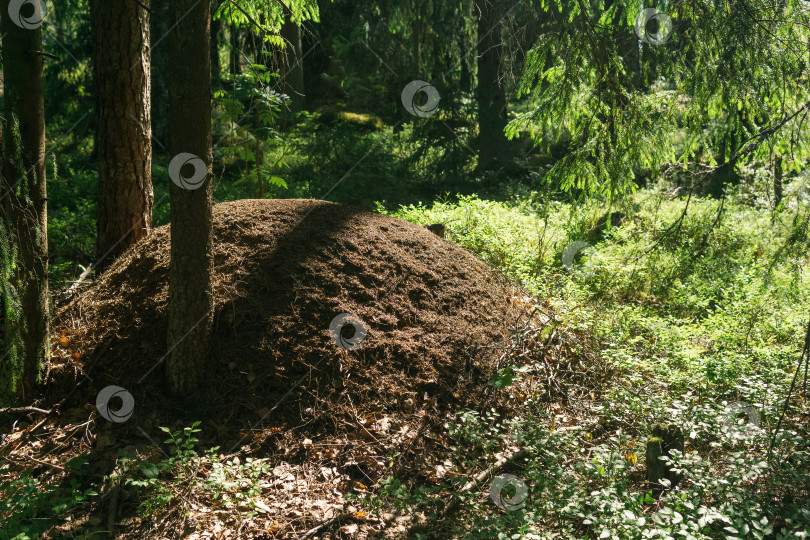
[8,198,577,538]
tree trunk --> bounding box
[230,24,242,76]
[411,0,421,73]
[280,15,306,112]
[0,118,4,385]
[247,26,261,67]
[707,136,739,198]
[0,2,49,404]
[211,0,223,88]
[476,0,511,170]
[166,0,213,395]
[151,0,170,147]
[254,108,265,198]
[92,0,153,270]
[773,154,783,208]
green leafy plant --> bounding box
[0,455,98,540]
[118,422,274,520]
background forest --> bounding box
[1,0,809,538]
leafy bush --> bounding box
[0,455,98,540]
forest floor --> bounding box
[0,199,605,539]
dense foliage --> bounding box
[374,183,810,537]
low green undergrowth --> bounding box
[374,183,810,538]
[114,421,272,521]
[354,400,809,538]
[0,455,98,540]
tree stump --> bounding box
[646,423,684,493]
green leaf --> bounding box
[488,366,517,389]
[139,462,160,479]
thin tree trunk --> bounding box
[211,0,223,88]
[256,139,264,199]
[280,15,305,112]
[708,136,739,198]
[247,26,261,67]
[166,0,213,395]
[92,0,153,270]
[254,108,264,198]
[151,0,170,147]
[230,25,242,76]
[0,117,4,381]
[0,1,49,403]
[412,0,421,73]
[773,155,783,208]
[476,0,511,170]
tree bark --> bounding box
[166,0,213,395]
[91,0,153,270]
[0,2,49,403]
[0,117,4,379]
[211,0,223,88]
[151,0,170,147]
[476,0,511,170]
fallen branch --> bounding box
[3,454,64,470]
[0,406,51,416]
[0,339,111,455]
[300,513,347,539]
[441,446,531,517]
[65,263,95,294]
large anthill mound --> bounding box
[7,199,607,538]
[48,199,525,450]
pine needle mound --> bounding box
[49,199,525,443]
[17,198,606,538]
